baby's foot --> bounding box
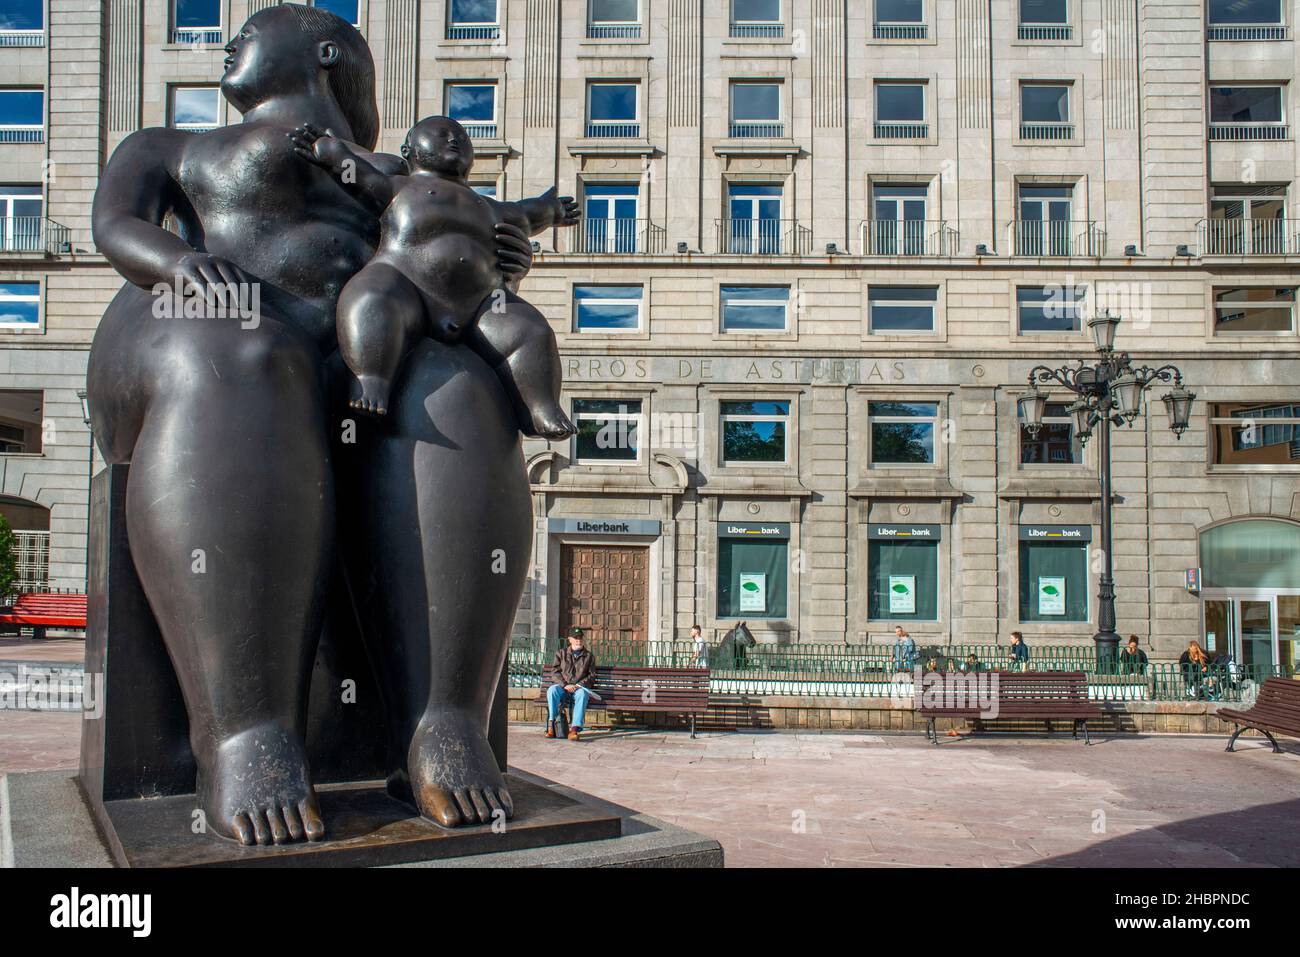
[526,402,577,440]
[348,374,391,416]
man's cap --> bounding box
[568,627,584,638]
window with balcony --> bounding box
[574,285,643,332]
[1017,284,1087,334]
[0,185,41,252]
[1203,184,1289,254]
[0,390,42,453]
[1019,0,1070,40]
[172,0,221,44]
[868,286,937,333]
[0,281,39,329]
[448,0,499,40]
[1211,402,1300,467]
[308,0,360,26]
[1020,402,1081,464]
[869,401,939,466]
[573,398,641,463]
[731,0,782,38]
[588,0,640,39]
[722,401,789,464]
[0,0,44,45]
[729,82,783,138]
[0,89,43,143]
[722,184,805,255]
[720,285,789,332]
[1208,0,1286,41]
[1019,82,1072,140]
[446,83,497,139]
[1015,185,1102,256]
[580,183,641,253]
[169,86,219,132]
[874,82,927,139]
[586,82,639,138]
[863,184,954,255]
[1213,287,1296,335]
[874,0,925,39]
[1210,85,1287,140]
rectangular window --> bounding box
[169,86,220,131]
[1209,0,1282,25]
[868,539,938,621]
[1210,402,1300,467]
[1020,83,1072,139]
[730,82,782,137]
[718,536,788,618]
[731,0,782,38]
[446,83,497,138]
[1206,184,1288,255]
[448,0,499,39]
[586,82,639,137]
[0,281,39,328]
[0,89,43,142]
[720,285,789,332]
[1210,86,1287,140]
[875,0,925,34]
[0,389,43,453]
[722,400,789,464]
[725,184,786,254]
[471,183,497,197]
[0,0,43,39]
[868,286,937,333]
[1017,284,1086,333]
[1019,0,1070,38]
[1213,287,1295,335]
[581,183,639,253]
[310,0,359,25]
[574,285,643,332]
[869,401,938,465]
[1019,540,1088,622]
[573,398,641,462]
[1020,401,1080,464]
[589,0,640,39]
[875,82,926,138]
[172,0,220,43]
[0,184,43,252]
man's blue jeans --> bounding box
[547,683,590,727]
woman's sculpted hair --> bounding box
[280,2,379,150]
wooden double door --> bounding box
[558,544,649,644]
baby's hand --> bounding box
[288,123,352,171]
[542,186,581,227]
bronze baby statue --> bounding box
[291,116,580,437]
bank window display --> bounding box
[1210,402,1300,467]
[1020,401,1080,464]
[572,398,641,463]
[868,285,937,333]
[574,285,643,333]
[868,401,938,465]
[717,529,789,619]
[721,400,789,464]
[1019,539,1089,622]
[868,538,938,621]
[1212,287,1295,335]
[1017,284,1086,334]
[720,285,789,332]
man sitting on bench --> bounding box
[546,627,599,741]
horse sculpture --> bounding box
[714,621,758,670]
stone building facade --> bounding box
[2,0,1299,664]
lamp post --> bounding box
[1017,311,1195,668]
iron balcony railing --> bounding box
[729,121,784,138]
[588,23,641,39]
[1018,24,1072,40]
[446,24,500,40]
[730,22,783,38]
[1197,217,1297,255]
[716,218,812,255]
[460,121,497,139]
[558,218,666,254]
[874,121,928,139]
[0,216,72,255]
[1010,219,1106,257]
[1020,121,1074,141]
[585,122,641,138]
[171,27,223,44]
[0,30,45,47]
[0,127,43,144]
[1209,121,1289,141]
[873,23,927,39]
[1207,25,1289,41]
[859,219,959,256]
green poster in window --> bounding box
[888,575,916,614]
[739,572,766,612]
[1038,576,1066,616]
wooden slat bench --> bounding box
[1217,677,1300,754]
[541,665,711,737]
[0,592,87,639]
[917,670,1103,745]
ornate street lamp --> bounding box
[1022,311,1195,668]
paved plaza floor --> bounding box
[2,686,1298,867]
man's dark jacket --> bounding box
[553,645,598,688]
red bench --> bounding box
[0,592,88,639]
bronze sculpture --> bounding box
[85,4,565,845]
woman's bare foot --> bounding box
[348,374,392,415]
[398,707,513,827]
[196,722,325,846]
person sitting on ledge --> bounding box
[546,627,598,741]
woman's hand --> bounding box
[494,222,533,281]
[172,252,255,293]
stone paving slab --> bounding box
[0,639,85,665]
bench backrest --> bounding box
[1255,676,1300,710]
[12,593,88,617]
[541,665,710,708]
[989,671,1089,702]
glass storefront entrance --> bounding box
[1199,520,1300,672]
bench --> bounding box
[917,670,1103,745]
[541,665,711,737]
[1216,677,1300,754]
[0,592,88,639]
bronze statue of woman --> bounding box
[87,4,533,845]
